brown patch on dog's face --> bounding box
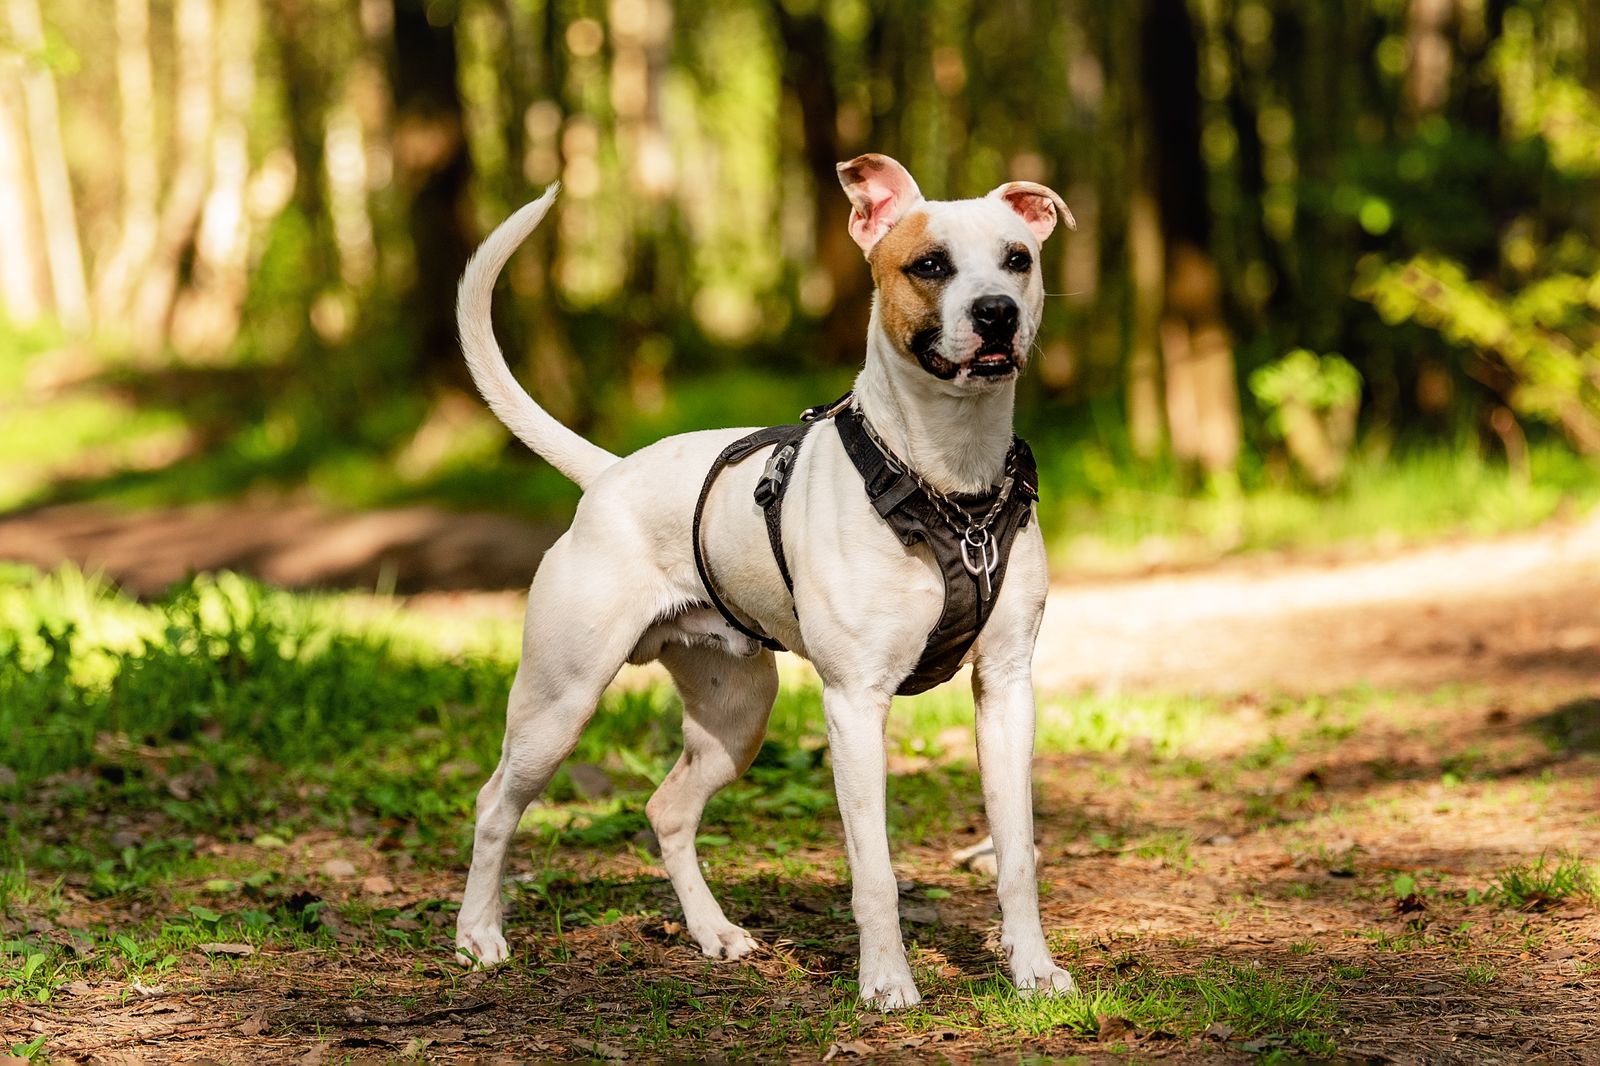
[866,211,958,378]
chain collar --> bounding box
[851,396,1018,536]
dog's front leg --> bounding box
[972,661,1077,996]
[823,685,921,1008]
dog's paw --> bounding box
[1014,962,1077,998]
[693,923,758,961]
[455,925,509,969]
[858,971,922,1010]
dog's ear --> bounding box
[988,181,1076,242]
[836,153,923,254]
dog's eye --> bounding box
[906,253,953,280]
[1004,248,1033,273]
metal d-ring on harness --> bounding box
[690,391,1039,695]
[855,411,1015,603]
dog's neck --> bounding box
[852,318,1018,496]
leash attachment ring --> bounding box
[961,525,1000,601]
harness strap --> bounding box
[691,391,1039,696]
[691,423,813,651]
[832,404,1039,695]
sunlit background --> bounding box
[3,0,1599,582]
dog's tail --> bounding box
[457,184,618,490]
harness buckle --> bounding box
[754,444,797,509]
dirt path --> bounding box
[1034,509,1600,694]
[4,500,1599,694]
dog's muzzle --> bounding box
[969,294,1020,377]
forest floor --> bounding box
[1,512,1599,1063]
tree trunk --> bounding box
[390,0,475,383]
[1127,188,1165,459]
[92,0,161,329]
[171,0,261,360]
[1139,0,1241,475]
[129,0,218,355]
[1405,0,1455,119]
[8,0,90,334]
[773,1,869,364]
[0,68,48,326]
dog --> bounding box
[452,153,1077,1008]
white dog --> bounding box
[453,153,1077,1008]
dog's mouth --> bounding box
[967,344,1018,378]
[910,329,1019,381]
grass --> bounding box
[0,565,1598,1059]
[1489,852,1599,911]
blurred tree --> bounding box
[1140,0,1241,476]
[8,0,89,334]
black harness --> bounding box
[691,392,1039,695]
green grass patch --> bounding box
[1489,852,1599,911]
[968,961,1336,1051]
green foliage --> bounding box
[1494,7,1600,176]
[1250,350,1363,422]
[1250,350,1364,487]
[1489,852,1598,911]
[1039,425,1600,571]
[1357,256,1600,451]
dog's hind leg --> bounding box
[455,537,655,968]
[648,642,778,960]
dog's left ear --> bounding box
[837,153,923,254]
[988,181,1076,242]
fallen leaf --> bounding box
[1096,1014,1133,1041]
[362,874,396,895]
[822,1039,875,1061]
[428,1026,465,1043]
[1203,1022,1234,1041]
[198,942,256,957]
[238,1012,269,1036]
[900,903,939,925]
[321,858,358,879]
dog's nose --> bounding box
[970,295,1019,336]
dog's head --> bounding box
[838,153,1072,388]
